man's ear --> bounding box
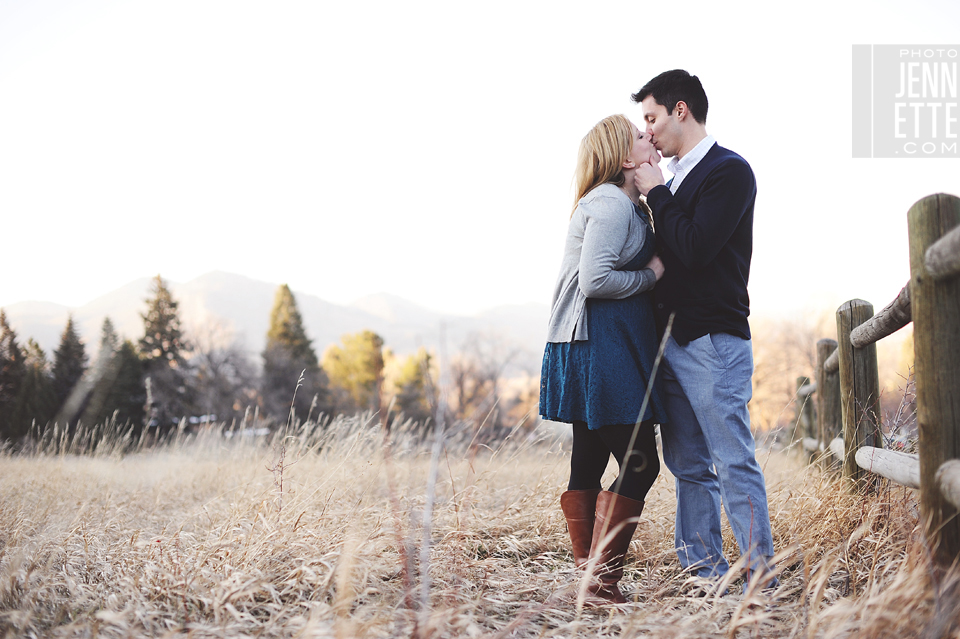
[675,100,688,121]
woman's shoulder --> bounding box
[581,183,629,203]
[577,184,634,216]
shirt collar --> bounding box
[666,134,716,177]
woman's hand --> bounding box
[645,254,665,281]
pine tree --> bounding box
[265,285,317,369]
[13,339,57,437]
[82,318,145,430]
[58,317,113,425]
[322,331,385,413]
[51,315,88,416]
[139,276,192,429]
[0,310,27,440]
[86,340,145,431]
[140,275,188,367]
[98,317,120,357]
[261,284,329,422]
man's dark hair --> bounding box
[631,69,708,124]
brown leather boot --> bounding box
[560,490,601,568]
[585,490,644,605]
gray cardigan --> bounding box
[546,183,656,343]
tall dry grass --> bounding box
[0,416,958,638]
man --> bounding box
[632,69,777,586]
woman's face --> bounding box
[627,124,660,167]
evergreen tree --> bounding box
[58,317,113,425]
[140,275,188,367]
[82,318,145,430]
[13,339,57,436]
[0,310,27,440]
[139,275,192,429]
[98,316,120,357]
[85,340,145,430]
[51,315,88,416]
[261,284,328,422]
[322,330,385,413]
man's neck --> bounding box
[676,128,709,160]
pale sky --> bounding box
[1,0,958,318]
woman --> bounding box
[540,114,666,605]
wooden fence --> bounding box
[795,193,960,570]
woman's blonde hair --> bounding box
[571,114,635,217]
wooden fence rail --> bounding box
[854,444,920,489]
[797,193,960,570]
[937,460,960,511]
[925,223,960,280]
[849,284,911,348]
[823,347,839,375]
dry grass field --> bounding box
[1,417,958,638]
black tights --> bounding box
[568,420,660,503]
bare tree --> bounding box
[750,311,832,436]
[447,330,522,436]
[188,321,258,425]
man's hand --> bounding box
[635,162,665,196]
[644,254,665,281]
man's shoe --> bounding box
[682,575,728,598]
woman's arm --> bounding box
[577,197,656,299]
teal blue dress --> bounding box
[539,213,666,430]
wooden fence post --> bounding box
[836,300,882,490]
[908,193,960,568]
[795,376,814,462]
[816,338,841,469]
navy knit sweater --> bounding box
[646,143,755,346]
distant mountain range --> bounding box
[2,271,549,375]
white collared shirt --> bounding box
[667,134,716,194]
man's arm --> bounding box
[645,159,755,270]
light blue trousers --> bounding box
[659,333,775,578]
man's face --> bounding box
[641,95,681,158]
